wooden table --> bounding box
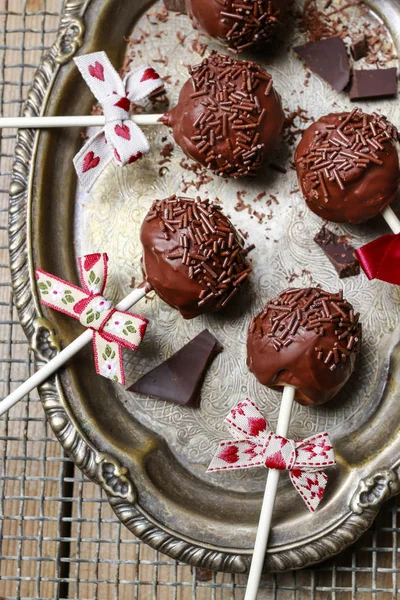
[0,1,399,598]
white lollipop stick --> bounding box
[244,385,295,600]
[0,286,147,417]
[244,205,400,599]
[0,114,162,129]
[381,206,400,234]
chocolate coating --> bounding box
[141,195,251,319]
[295,108,400,224]
[161,51,285,178]
[185,0,284,52]
[247,287,362,406]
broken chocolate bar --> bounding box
[128,329,222,407]
[350,68,397,101]
[351,36,368,61]
[314,226,360,279]
[163,0,187,12]
[294,36,350,92]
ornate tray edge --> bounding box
[7,0,400,574]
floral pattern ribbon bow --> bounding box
[208,399,335,512]
[74,51,164,190]
[36,253,148,385]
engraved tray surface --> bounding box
[9,0,400,573]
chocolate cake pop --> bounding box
[295,108,400,224]
[141,195,251,319]
[247,287,362,406]
[185,0,284,52]
[160,51,285,178]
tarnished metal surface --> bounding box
[9,0,400,572]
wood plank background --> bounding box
[0,1,398,598]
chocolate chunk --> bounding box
[163,0,187,12]
[351,36,368,61]
[314,226,360,279]
[294,37,350,92]
[128,330,222,407]
[350,68,397,100]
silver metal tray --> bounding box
[9,0,400,573]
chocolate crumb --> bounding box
[161,142,174,159]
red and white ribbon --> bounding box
[73,51,164,190]
[208,398,335,512]
[36,253,148,385]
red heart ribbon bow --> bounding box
[208,398,335,512]
[73,51,164,190]
[36,253,148,385]
[356,233,400,285]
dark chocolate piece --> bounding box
[128,329,222,407]
[247,287,362,407]
[314,226,360,279]
[294,37,350,92]
[350,68,397,101]
[351,36,368,61]
[160,51,285,178]
[163,0,187,12]
[295,109,400,224]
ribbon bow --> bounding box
[208,399,335,512]
[73,51,164,190]
[356,233,400,285]
[36,253,148,385]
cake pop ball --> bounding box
[247,287,362,406]
[141,195,251,319]
[185,0,285,52]
[160,51,285,178]
[295,108,400,224]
